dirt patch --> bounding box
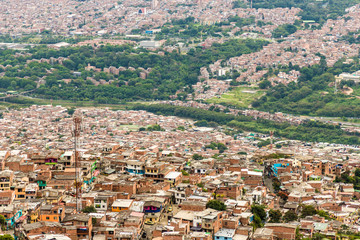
[342,87,353,95]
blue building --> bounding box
[271,163,290,177]
[214,229,236,240]
[143,201,163,213]
[126,160,145,175]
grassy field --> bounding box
[207,86,265,108]
[118,124,142,131]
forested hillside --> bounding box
[0,39,268,103]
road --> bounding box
[264,176,274,193]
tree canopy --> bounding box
[82,205,97,213]
[301,205,317,218]
[283,210,298,222]
[206,199,226,211]
[269,209,282,223]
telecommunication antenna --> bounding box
[269,130,274,150]
[73,114,82,212]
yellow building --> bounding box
[42,189,65,204]
[111,199,133,212]
[145,212,161,223]
[15,183,26,200]
[0,170,13,191]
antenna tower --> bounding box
[269,130,274,149]
[73,114,82,212]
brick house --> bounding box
[39,205,65,222]
[62,214,93,240]
[264,223,297,240]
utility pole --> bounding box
[73,114,82,213]
[269,130,274,150]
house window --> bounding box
[46,217,50,220]
[54,217,57,220]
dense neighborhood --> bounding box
[0,105,358,240]
[2,0,360,239]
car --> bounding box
[168,206,173,212]
[145,220,155,225]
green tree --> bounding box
[0,235,14,240]
[283,210,298,222]
[192,154,204,160]
[252,214,263,229]
[317,210,332,220]
[194,120,209,127]
[269,209,282,223]
[146,124,164,131]
[181,170,189,176]
[177,126,185,131]
[251,205,267,221]
[205,142,228,153]
[272,177,281,192]
[206,199,226,211]
[355,168,360,178]
[0,215,5,226]
[67,107,76,116]
[82,205,97,213]
[259,80,272,89]
[295,227,302,240]
[301,205,317,218]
